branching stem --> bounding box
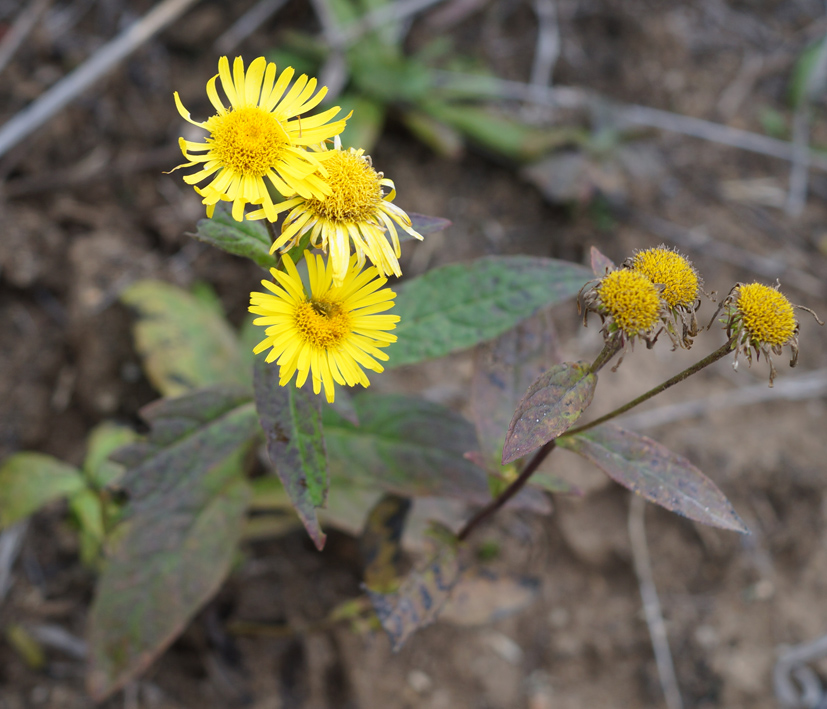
[456,337,736,542]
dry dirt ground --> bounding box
[2,0,827,707]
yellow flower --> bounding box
[248,138,422,286]
[595,269,662,336]
[249,251,400,402]
[173,56,349,222]
[579,268,664,368]
[629,246,699,310]
[717,281,822,386]
[627,245,702,348]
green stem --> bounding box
[563,337,735,438]
[590,339,623,374]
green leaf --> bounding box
[400,108,464,158]
[557,424,748,533]
[789,38,827,108]
[366,525,463,650]
[350,46,431,103]
[421,101,587,162]
[389,256,591,368]
[323,393,548,512]
[471,311,561,470]
[68,488,105,567]
[192,203,277,270]
[121,280,249,397]
[253,359,328,550]
[0,453,85,527]
[87,386,258,700]
[502,361,596,464]
[360,494,411,593]
[83,422,139,489]
[441,570,540,626]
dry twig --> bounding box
[213,0,290,54]
[0,520,28,604]
[0,0,51,76]
[0,0,203,160]
[774,633,827,708]
[628,495,683,709]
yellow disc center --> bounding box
[631,248,699,309]
[207,106,289,177]
[294,298,352,349]
[737,283,796,346]
[307,151,383,222]
[599,270,662,334]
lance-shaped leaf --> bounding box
[557,424,748,533]
[0,453,85,527]
[502,361,596,464]
[390,256,591,368]
[254,359,328,551]
[590,245,616,276]
[87,386,258,700]
[83,422,138,489]
[360,494,412,593]
[324,394,548,513]
[471,312,561,469]
[192,203,276,270]
[367,525,463,651]
[121,281,249,397]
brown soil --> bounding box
[2,1,827,707]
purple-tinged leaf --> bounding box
[471,312,562,470]
[441,570,540,626]
[557,424,748,533]
[360,494,411,593]
[323,394,548,513]
[328,387,359,426]
[407,213,452,238]
[502,361,596,464]
[366,525,463,651]
[590,245,616,276]
[87,386,258,700]
[193,203,276,270]
[254,359,328,550]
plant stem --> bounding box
[457,440,556,541]
[590,339,623,373]
[456,337,735,542]
[563,337,735,438]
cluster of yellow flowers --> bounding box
[174,57,424,402]
[582,245,816,385]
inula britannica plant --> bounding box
[0,55,822,700]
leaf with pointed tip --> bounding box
[360,494,412,593]
[254,359,328,550]
[121,281,249,397]
[192,203,276,270]
[471,312,561,470]
[440,570,540,626]
[0,453,85,527]
[87,386,258,700]
[390,256,591,368]
[323,393,548,513]
[366,525,463,651]
[557,424,748,533]
[590,245,616,276]
[502,361,596,464]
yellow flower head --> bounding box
[629,246,699,309]
[579,268,665,370]
[717,281,822,386]
[626,245,702,349]
[735,283,796,346]
[248,138,423,286]
[249,251,400,402]
[172,56,349,222]
[596,270,662,336]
